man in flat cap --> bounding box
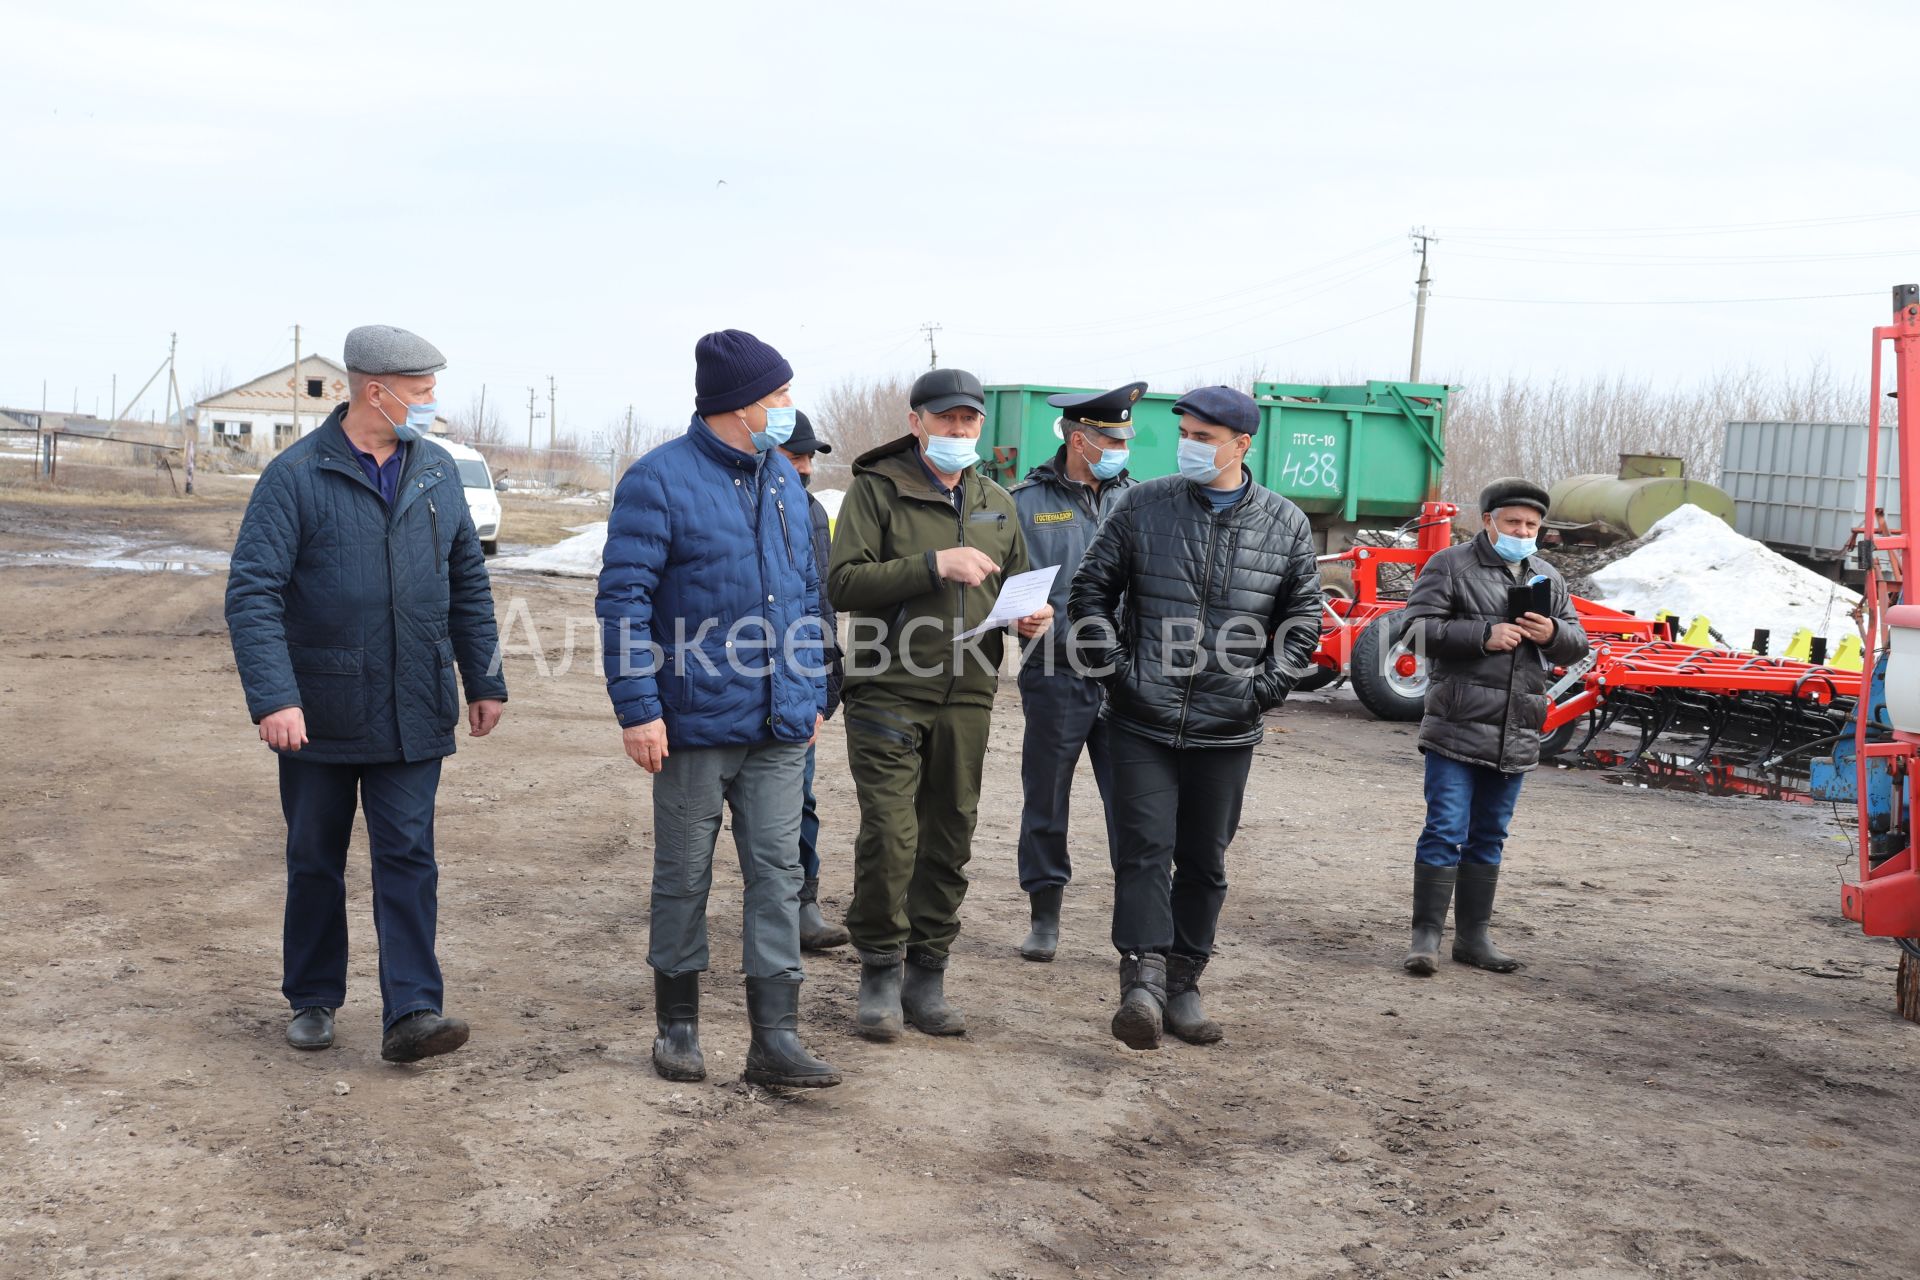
[1007,381,1143,961]
[226,324,506,1063]
[777,411,851,952]
[1397,478,1588,976]
[828,367,1050,1042]
[1070,385,1322,1049]
[598,329,840,1088]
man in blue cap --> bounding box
[226,324,507,1063]
[597,329,840,1089]
[1070,385,1323,1049]
[1008,381,1143,961]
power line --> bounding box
[1440,207,1920,242]
[1441,289,1883,306]
[1140,301,1413,380]
[1440,243,1920,267]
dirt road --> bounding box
[2,491,1916,1279]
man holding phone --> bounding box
[1396,478,1588,976]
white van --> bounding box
[431,438,504,556]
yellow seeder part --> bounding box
[1782,628,1815,662]
[1828,633,1864,671]
[1678,615,1716,648]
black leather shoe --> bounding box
[286,1007,335,1050]
[380,1010,471,1063]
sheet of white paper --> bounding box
[956,565,1060,640]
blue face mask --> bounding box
[1089,446,1129,481]
[750,404,797,454]
[375,385,438,443]
[1176,436,1226,484]
[1492,531,1538,562]
[923,432,980,474]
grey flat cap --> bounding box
[343,324,447,376]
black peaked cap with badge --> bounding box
[1046,381,1146,441]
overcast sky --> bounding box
[6,0,1918,441]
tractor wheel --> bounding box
[1350,614,1427,722]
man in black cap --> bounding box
[1007,381,1143,961]
[1397,478,1587,977]
[777,412,851,951]
[827,367,1050,1042]
[226,324,507,1062]
[1070,385,1322,1049]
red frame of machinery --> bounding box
[1842,287,1920,939]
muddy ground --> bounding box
[2,487,1918,1280]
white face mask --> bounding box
[1177,436,1228,483]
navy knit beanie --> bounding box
[693,329,794,415]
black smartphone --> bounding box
[1506,577,1553,622]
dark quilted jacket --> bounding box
[1068,474,1323,749]
[808,489,843,719]
[596,415,827,747]
[225,408,508,764]
[1400,533,1589,773]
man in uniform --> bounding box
[1007,382,1143,961]
[226,324,507,1063]
[827,367,1052,1041]
[1070,386,1322,1049]
[777,411,851,951]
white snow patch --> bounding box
[1586,504,1860,647]
[492,522,606,577]
[814,487,844,522]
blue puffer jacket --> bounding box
[597,414,826,748]
[225,407,508,763]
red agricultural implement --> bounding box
[1302,501,1861,779]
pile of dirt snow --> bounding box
[492,522,606,577]
[1584,504,1859,647]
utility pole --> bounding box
[288,323,302,458]
[527,387,539,450]
[476,383,486,440]
[169,332,193,495]
[110,374,117,426]
[547,375,557,450]
[920,322,942,370]
[1408,228,1437,383]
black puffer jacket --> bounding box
[1400,533,1589,773]
[1069,474,1323,749]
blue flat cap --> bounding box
[1172,385,1260,434]
[343,325,447,377]
[1046,381,1146,440]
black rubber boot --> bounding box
[798,877,851,951]
[1110,952,1167,1051]
[1019,886,1063,962]
[651,969,705,1082]
[742,978,841,1088]
[1163,954,1223,1045]
[855,950,904,1042]
[1403,864,1458,977]
[380,1010,470,1063]
[286,1007,334,1050]
[1451,862,1520,972]
[901,950,966,1036]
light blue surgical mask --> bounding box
[1493,532,1538,562]
[923,433,981,474]
[375,384,438,443]
[1090,447,1129,481]
[750,403,797,454]
[1176,436,1225,484]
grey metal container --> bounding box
[1719,420,1899,562]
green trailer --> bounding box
[981,379,1450,552]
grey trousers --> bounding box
[648,740,808,982]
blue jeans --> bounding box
[799,743,821,880]
[1414,751,1525,867]
[279,755,445,1029]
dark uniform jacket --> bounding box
[1010,446,1134,669]
[1400,532,1590,773]
[1068,473,1323,749]
[827,435,1029,710]
[225,408,508,764]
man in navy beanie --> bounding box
[596,328,840,1088]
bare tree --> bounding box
[448,389,507,446]
[810,372,916,486]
